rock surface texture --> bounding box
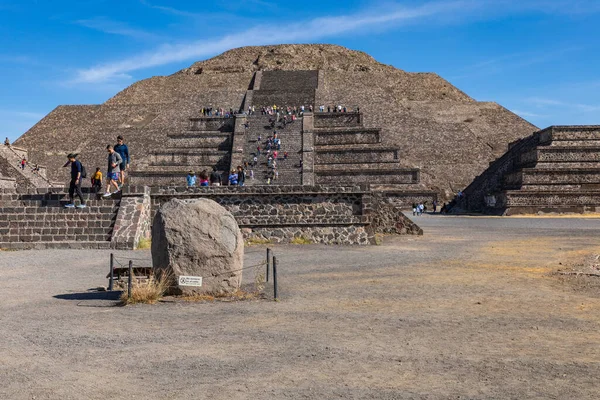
[151,198,243,295]
[15,44,537,197]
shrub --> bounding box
[245,237,273,246]
[290,236,313,245]
[120,272,172,305]
[136,237,151,250]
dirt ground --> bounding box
[1,215,599,400]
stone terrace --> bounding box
[0,188,121,250]
[129,116,234,186]
[459,125,600,214]
[0,184,423,249]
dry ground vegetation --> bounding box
[1,216,600,399]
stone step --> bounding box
[149,153,230,166]
[258,71,319,91]
[316,168,419,185]
[529,161,600,170]
[316,147,400,164]
[503,190,600,207]
[520,147,600,166]
[0,241,113,250]
[314,163,409,172]
[132,165,227,173]
[520,184,600,191]
[0,228,112,242]
[314,112,362,128]
[0,205,118,214]
[188,117,235,132]
[548,127,600,141]
[0,219,114,227]
[504,168,600,189]
[169,131,232,137]
[548,140,600,147]
[251,90,315,109]
[315,129,381,146]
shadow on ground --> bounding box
[54,290,122,302]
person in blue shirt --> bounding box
[228,169,238,186]
[114,135,130,188]
[63,153,86,208]
[186,171,196,187]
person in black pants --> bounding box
[63,153,86,208]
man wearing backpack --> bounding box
[103,145,122,197]
[64,153,86,208]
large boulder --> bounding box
[151,198,244,295]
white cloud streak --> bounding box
[75,17,158,40]
[510,109,547,118]
[526,97,600,112]
[71,0,600,84]
[72,1,469,84]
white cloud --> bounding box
[71,1,470,84]
[75,17,158,40]
[0,110,45,120]
[511,109,547,118]
[71,0,600,84]
[526,97,600,112]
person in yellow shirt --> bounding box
[91,167,103,193]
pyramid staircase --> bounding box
[129,117,234,186]
[0,145,60,191]
[460,126,600,214]
[240,114,303,185]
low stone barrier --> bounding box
[120,185,422,246]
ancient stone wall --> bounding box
[111,186,152,250]
[117,185,422,246]
[459,134,540,211]
[0,176,16,189]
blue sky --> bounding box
[1,0,599,141]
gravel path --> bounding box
[1,215,599,399]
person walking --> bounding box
[63,153,86,208]
[210,167,222,186]
[20,158,26,170]
[91,167,103,193]
[228,169,238,186]
[103,145,122,197]
[237,165,245,187]
[114,135,130,188]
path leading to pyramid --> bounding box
[2,215,599,399]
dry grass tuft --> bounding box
[120,273,172,305]
[290,236,313,245]
[246,237,273,246]
[182,289,262,302]
[136,237,151,250]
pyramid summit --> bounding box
[15,43,536,196]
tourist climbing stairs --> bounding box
[242,114,303,185]
[0,145,59,190]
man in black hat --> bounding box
[63,153,86,208]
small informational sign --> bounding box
[178,275,203,287]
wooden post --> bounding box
[273,256,278,301]
[108,253,114,291]
[127,260,133,300]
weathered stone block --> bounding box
[151,198,244,295]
